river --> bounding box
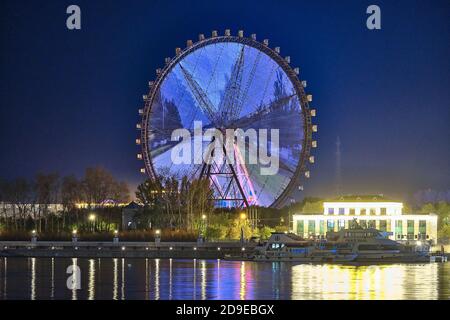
[0,257,448,300]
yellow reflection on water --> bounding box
[216,259,221,300]
[169,258,173,300]
[88,259,95,300]
[30,257,36,300]
[240,261,246,300]
[154,258,160,300]
[201,260,206,300]
[145,258,149,300]
[192,259,196,300]
[112,258,118,300]
[291,264,439,300]
[121,258,125,300]
[71,258,78,300]
[50,258,55,299]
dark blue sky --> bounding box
[0,0,449,200]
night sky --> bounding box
[0,0,449,201]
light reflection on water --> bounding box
[0,257,448,300]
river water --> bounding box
[0,257,448,300]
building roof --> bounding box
[123,201,142,209]
[325,195,397,202]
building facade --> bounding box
[292,199,438,244]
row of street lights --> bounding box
[29,211,249,243]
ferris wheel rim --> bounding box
[139,31,315,208]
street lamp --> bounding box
[240,212,247,220]
[155,229,161,245]
[31,230,37,243]
[88,213,97,232]
[72,229,78,243]
[113,230,119,243]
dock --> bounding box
[0,241,257,259]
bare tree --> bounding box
[83,167,117,206]
[8,178,33,230]
[35,173,60,232]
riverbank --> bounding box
[0,241,256,259]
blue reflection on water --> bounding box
[0,257,449,300]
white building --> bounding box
[292,196,438,244]
[0,203,64,217]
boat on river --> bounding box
[225,227,431,263]
[326,227,431,263]
[226,232,357,263]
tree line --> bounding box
[134,176,214,231]
[0,167,130,233]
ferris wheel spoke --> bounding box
[179,63,218,127]
[233,49,262,122]
[217,45,245,125]
[227,93,296,129]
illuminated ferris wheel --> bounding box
[136,30,317,208]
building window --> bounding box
[349,208,355,215]
[296,220,304,235]
[338,220,345,230]
[369,208,376,215]
[407,220,415,239]
[368,220,376,229]
[419,220,426,235]
[360,209,367,215]
[349,219,358,228]
[360,220,367,228]
[338,208,345,215]
[328,208,334,215]
[308,220,316,235]
[379,220,387,231]
[395,220,402,236]
[381,208,387,215]
[319,220,325,235]
[327,220,335,232]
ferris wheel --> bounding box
[136,30,317,208]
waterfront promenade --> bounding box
[0,240,256,259]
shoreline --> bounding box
[0,240,254,259]
[1,241,448,262]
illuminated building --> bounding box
[292,196,438,244]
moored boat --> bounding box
[326,227,431,263]
[225,232,357,263]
